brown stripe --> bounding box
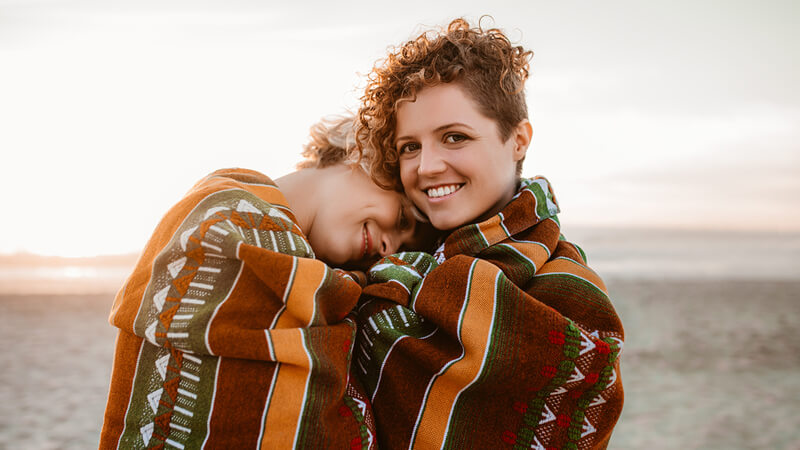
[204,357,276,448]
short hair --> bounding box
[357,17,533,190]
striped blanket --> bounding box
[100,168,376,449]
[354,177,625,449]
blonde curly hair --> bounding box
[297,113,369,172]
[357,17,533,190]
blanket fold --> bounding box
[355,177,624,450]
[101,168,376,449]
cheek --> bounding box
[399,162,416,190]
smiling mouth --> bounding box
[361,224,372,258]
[426,184,463,199]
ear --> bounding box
[511,119,532,162]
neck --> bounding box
[274,168,319,235]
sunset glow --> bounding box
[2,1,798,257]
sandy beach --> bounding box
[1,277,798,449]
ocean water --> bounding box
[0,228,797,294]
[565,227,800,281]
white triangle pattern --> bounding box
[353,397,368,417]
[168,257,187,278]
[153,286,169,312]
[180,226,198,251]
[579,331,596,355]
[539,404,556,425]
[567,366,585,384]
[268,208,289,221]
[140,423,154,445]
[606,368,618,388]
[204,206,230,220]
[589,394,607,408]
[531,435,546,450]
[147,388,163,414]
[145,322,158,345]
[156,353,170,380]
[236,199,261,214]
[581,417,597,438]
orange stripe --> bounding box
[536,258,607,293]
[245,183,290,208]
[261,328,311,448]
[275,258,324,328]
[413,260,499,447]
[508,241,551,269]
[477,215,510,245]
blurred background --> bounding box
[1,0,798,448]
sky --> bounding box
[1,0,798,257]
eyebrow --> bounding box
[395,122,475,143]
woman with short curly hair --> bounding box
[353,17,625,450]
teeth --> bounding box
[426,184,461,198]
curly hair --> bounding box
[297,113,366,171]
[357,17,533,190]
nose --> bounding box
[378,232,398,257]
[378,226,417,257]
[416,144,447,177]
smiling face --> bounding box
[307,165,418,270]
[395,83,531,231]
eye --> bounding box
[398,142,421,156]
[444,133,469,144]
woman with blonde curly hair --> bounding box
[354,17,625,449]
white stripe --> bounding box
[204,253,225,259]
[167,332,189,339]
[257,362,281,445]
[165,438,185,449]
[180,371,200,382]
[291,329,314,449]
[361,328,373,346]
[189,282,214,290]
[181,298,205,305]
[268,231,278,251]
[397,305,409,326]
[201,241,223,253]
[381,309,393,328]
[183,353,202,364]
[197,266,221,273]
[169,422,192,433]
[265,330,276,361]
[173,405,194,417]
[253,229,262,248]
[288,233,296,251]
[209,225,229,236]
[369,317,380,333]
[177,388,197,400]
[172,314,194,321]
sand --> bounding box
[1,279,799,449]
